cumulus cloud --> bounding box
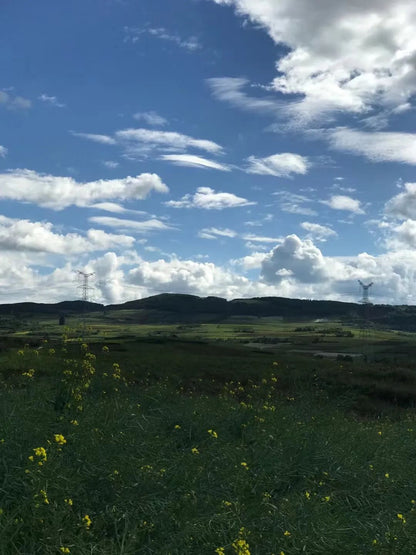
[88,216,174,233]
[160,154,231,171]
[385,183,416,220]
[328,128,416,165]
[261,234,334,283]
[322,195,365,214]
[300,222,337,242]
[0,169,168,210]
[246,153,310,177]
[211,0,416,123]
[0,215,134,255]
[133,111,168,126]
[166,187,255,210]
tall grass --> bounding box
[1,337,416,553]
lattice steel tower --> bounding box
[77,271,94,302]
[358,280,373,304]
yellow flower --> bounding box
[54,434,67,446]
[82,514,92,529]
[305,491,311,500]
[372,539,377,545]
[397,513,406,523]
[191,447,199,455]
[102,345,109,352]
[378,431,382,436]
[240,461,249,470]
[33,446,47,462]
[39,489,49,504]
[215,549,225,555]
[284,530,291,537]
[322,496,331,502]
[385,473,390,479]
[70,420,79,426]
[208,429,218,438]
[60,548,70,553]
[231,538,250,555]
[64,498,73,506]
[222,500,232,508]
[174,424,181,430]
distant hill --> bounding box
[1,293,416,330]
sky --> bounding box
[2,0,416,305]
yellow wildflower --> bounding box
[64,498,73,506]
[232,538,250,555]
[284,530,291,537]
[191,447,199,455]
[397,513,406,523]
[215,549,225,555]
[54,434,67,446]
[82,514,92,529]
[305,491,311,500]
[39,489,49,505]
[174,424,181,430]
[60,548,70,553]
[208,429,218,438]
[70,420,79,426]
[322,496,331,502]
[240,461,249,470]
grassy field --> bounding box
[2,316,416,553]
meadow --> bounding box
[2,313,416,554]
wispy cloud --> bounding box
[160,154,231,171]
[0,146,7,158]
[89,216,174,233]
[328,128,416,165]
[124,26,201,51]
[38,93,66,108]
[166,187,255,210]
[0,90,31,110]
[133,111,167,126]
[245,153,310,177]
[300,221,337,242]
[207,77,280,114]
[198,227,237,239]
[273,191,317,216]
[116,128,223,156]
[102,160,119,169]
[71,132,116,145]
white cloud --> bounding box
[166,187,255,210]
[0,146,7,158]
[71,132,116,145]
[0,215,134,254]
[103,161,119,169]
[385,183,416,220]
[116,128,223,156]
[198,227,237,239]
[328,128,416,165]
[88,216,173,233]
[133,111,167,126]
[274,190,317,216]
[211,0,416,123]
[243,234,282,243]
[124,26,201,51]
[322,195,364,214]
[0,169,168,210]
[160,154,231,171]
[246,153,310,177]
[300,221,337,242]
[38,94,65,108]
[0,90,31,110]
[207,77,281,114]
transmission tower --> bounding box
[77,271,94,302]
[358,280,373,304]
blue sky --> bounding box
[2,0,416,304]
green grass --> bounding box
[2,323,416,553]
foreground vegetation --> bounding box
[2,319,416,553]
